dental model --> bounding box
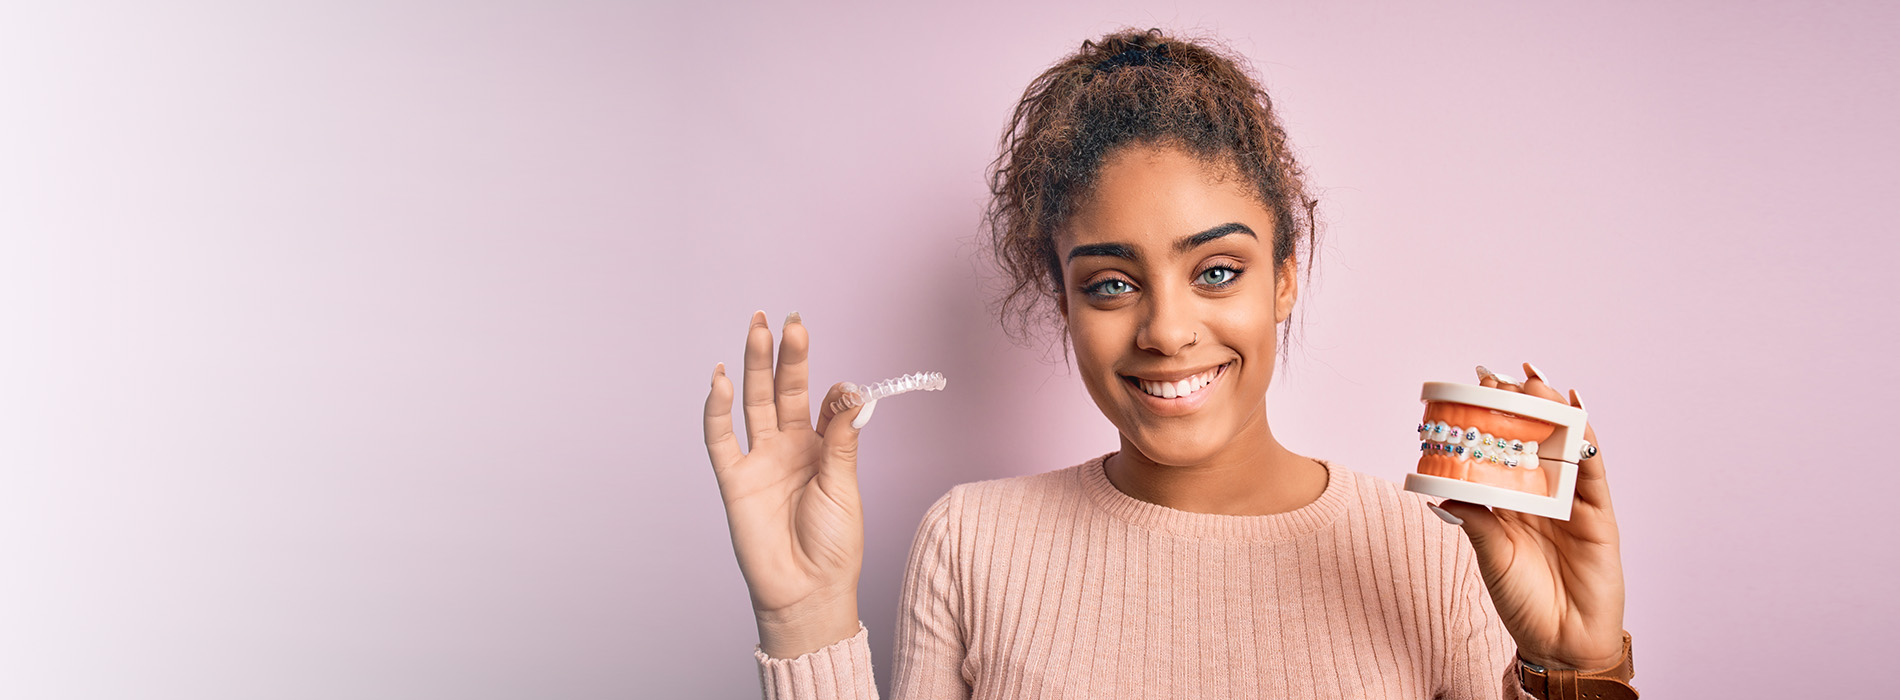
[829,371,948,415]
[1403,381,1590,520]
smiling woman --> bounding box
[703,27,1633,700]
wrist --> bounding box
[1516,632,1637,700]
[1517,649,1623,674]
[755,590,860,659]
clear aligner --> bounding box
[832,371,948,413]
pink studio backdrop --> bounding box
[4,2,1894,698]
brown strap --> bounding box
[1517,632,1638,700]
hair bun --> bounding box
[1093,42,1173,72]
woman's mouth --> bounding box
[1121,361,1233,416]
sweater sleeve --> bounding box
[755,625,879,700]
[889,488,971,699]
[753,488,970,700]
[1442,533,1536,700]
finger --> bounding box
[741,310,778,444]
[703,363,744,473]
[1569,389,1614,511]
[819,394,873,480]
[815,382,853,437]
[1518,362,1566,404]
[1477,365,1522,391]
[1435,499,1514,577]
[1475,365,1501,389]
[776,312,812,430]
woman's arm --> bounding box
[889,490,968,698]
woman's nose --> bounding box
[1135,291,1200,355]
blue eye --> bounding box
[1198,265,1243,287]
[1085,278,1133,298]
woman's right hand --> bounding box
[702,310,876,658]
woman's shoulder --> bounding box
[1323,459,1483,570]
[916,452,1104,529]
[942,454,1096,504]
[1325,459,1439,512]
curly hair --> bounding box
[982,28,1318,361]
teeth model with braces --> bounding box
[829,371,948,414]
[1418,422,1538,470]
[1403,381,1590,521]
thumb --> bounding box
[820,398,875,476]
[1434,499,1513,575]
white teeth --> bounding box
[1522,441,1539,469]
[1472,430,1488,448]
[1448,426,1464,442]
[1137,363,1224,399]
[1433,421,1450,441]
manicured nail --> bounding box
[1523,362,1549,385]
[786,310,801,326]
[1428,503,1463,525]
[1475,365,1517,384]
[1569,389,1588,411]
[751,310,768,327]
[851,399,878,430]
[714,362,725,378]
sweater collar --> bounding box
[1078,451,1354,541]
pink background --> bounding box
[5,2,1895,698]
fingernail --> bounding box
[1475,365,1517,384]
[751,310,768,328]
[1428,503,1463,525]
[851,399,878,430]
[786,310,801,326]
[1523,362,1549,384]
[714,362,725,378]
[1569,389,1588,411]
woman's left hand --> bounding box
[1436,362,1626,672]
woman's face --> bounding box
[1056,143,1297,466]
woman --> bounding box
[701,28,1631,699]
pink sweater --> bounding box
[756,452,1536,699]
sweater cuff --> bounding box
[755,622,879,700]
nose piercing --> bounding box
[1191,332,1199,345]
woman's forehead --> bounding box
[1063,148,1272,247]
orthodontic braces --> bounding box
[1415,421,1537,469]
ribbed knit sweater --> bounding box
[756,452,1536,699]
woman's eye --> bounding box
[1198,266,1242,287]
[1086,279,1133,298]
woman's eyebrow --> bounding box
[1175,222,1255,253]
[1065,222,1257,264]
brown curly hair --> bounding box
[983,28,1318,360]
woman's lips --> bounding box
[1122,361,1232,417]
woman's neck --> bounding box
[1103,403,1327,516]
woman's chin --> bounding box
[1120,428,1228,468]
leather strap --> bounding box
[1516,632,1637,700]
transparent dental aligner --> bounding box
[831,371,948,413]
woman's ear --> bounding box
[1274,257,1298,324]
